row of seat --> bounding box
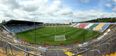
[4,24,42,33]
[105,52,116,56]
[71,23,110,32]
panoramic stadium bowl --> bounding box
[1,20,114,56]
[16,23,101,46]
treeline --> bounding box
[82,17,116,22]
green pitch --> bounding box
[16,26,100,46]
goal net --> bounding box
[54,35,66,41]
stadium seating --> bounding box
[89,24,98,30]
[100,24,110,32]
[105,52,116,56]
[2,20,43,33]
[93,23,105,31]
[70,23,77,27]
[4,24,42,33]
[71,23,110,32]
[74,23,80,28]
[84,23,94,29]
[64,51,74,56]
[78,23,88,28]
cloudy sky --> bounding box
[0,0,116,23]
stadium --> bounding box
[0,19,116,56]
[0,0,116,56]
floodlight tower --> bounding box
[33,17,37,44]
[31,16,37,44]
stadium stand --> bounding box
[74,23,80,28]
[64,51,74,56]
[93,23,105,31]
[84,23,94,29]
[105,52,116,56]
[100,24,110,32]
[70,23,77,27]
[71,23,110,32]
[78,23,88,28]
[67,25,115,56]
[2,20,43,33]
[89,24,98,30]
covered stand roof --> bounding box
[3,20,43,25]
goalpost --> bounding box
[54,23,66,41]
[54,35,66,41]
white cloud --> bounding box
[0,0,115,23]
[112,7,116,12]
[113,0,116,2]
[0,0,74,23]
[73,10,116,22]
[105,3,112,8]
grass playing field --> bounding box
[16,26,100,46]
